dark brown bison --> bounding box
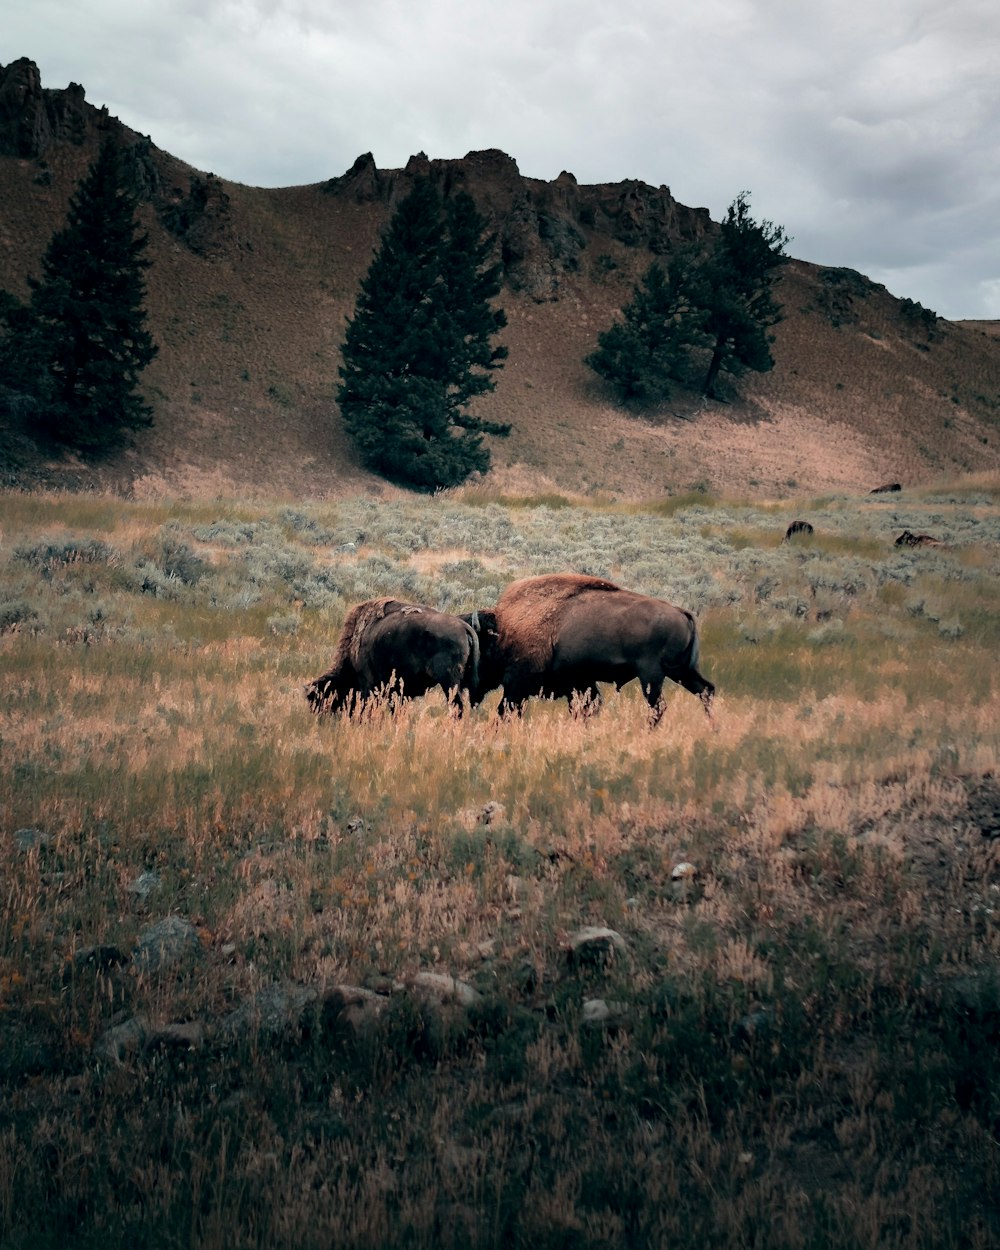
[464,574,714,726]
[895,530,944,548]
[306,598,480,717]
[783,520,814,541]
[871,482,902,494]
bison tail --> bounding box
[463,622,481,705]
[681,610,701,672]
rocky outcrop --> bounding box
[160,172,233,256]
[323,147,713,301]
[0,57,88,158]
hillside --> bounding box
[2,56,999,500]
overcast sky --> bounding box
[8,0,1000,319]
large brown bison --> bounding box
[463,574,714,726]
[305,598,480,717]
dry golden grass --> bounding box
[1,484,999,1248]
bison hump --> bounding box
[499,573,621,609]
[496,573,623,668]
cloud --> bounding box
[7,0,1000,316]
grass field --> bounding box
[2,479,999,1249]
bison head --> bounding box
[461,610,505,703]
[304,669,354,715]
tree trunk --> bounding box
[702,341,724,398]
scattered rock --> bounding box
[567,926,627,967]
[345,816,366,835]
[320,984,388,1037]
[398,971,482,1008]
[13,827,51,852]
[133,916,202,974]
[735,1009,773,1043]
[63,944,130,983]
[127,870,162,899]
[218,981,319,1042]
[581,998,628,1028]
[478,801,505,825]
[94,1014,150,1065]
[148,1021,206,1052]
[669,861,704,903]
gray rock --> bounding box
[63,945,130,984]
[134,916,202,974]
[218,981,319,1042]
[581,998,628,1028]
[321,984,388,1037]
[735,1009,773,1043]
[94,1015,150,1065]
[127,870,162,899]
[567,926,627,966]
[397,971,482,1008]
[669,861,703,903]
[14,827,51,852]
[148,1021,206,1051]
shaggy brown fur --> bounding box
[328,598,423,673]
[495,573,620,669]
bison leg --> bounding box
[444,683,466,718]
[681,671,715,721]
[496,667,537,719]
[639,675,668,728]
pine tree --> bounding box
[337,177,510,492]
[0,137,158,450]
[697,192,789,398]
[585,256,705,402]
[586,191,789,403]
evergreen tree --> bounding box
[696,192,789,398]
[0,137,158,450]
[585,255,705,402]
[337,177,510,492]
[586,191,789,403]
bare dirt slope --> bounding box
[1,57,999,501]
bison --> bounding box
[305,598,480,717]
[463,573,714,726]
[783,520,814,542]
[895,530,944,548]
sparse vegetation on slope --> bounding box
[2,480,999,1248]
[1,64,999,498]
